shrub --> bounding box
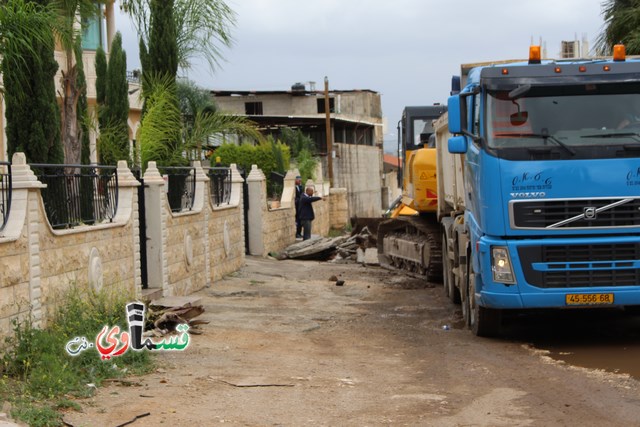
[1,286,153,426]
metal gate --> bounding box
[239,167,250,254]
[133,169,148,289]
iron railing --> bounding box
[31,164,118,229]
[158,166,195,213]
[206,167,232,206]
[0,162,12,232]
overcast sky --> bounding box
[116,0,606,152]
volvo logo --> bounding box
[584,207,597,219]
[510,192,546,199]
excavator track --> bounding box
[376,216,442,283]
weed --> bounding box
[327,226,351,238]
[0,285,154,426]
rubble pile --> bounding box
[144,301,208,337]
[280,227,379,265]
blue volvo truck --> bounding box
[437,45,640,336]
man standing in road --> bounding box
[295,176,303,239]
[298,185,325,240]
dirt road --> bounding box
[66,257,640,426]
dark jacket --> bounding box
[294,185,303,211]
[298,193,322,220]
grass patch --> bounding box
[327,227,350,238]
[0,286,154,427]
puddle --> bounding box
[540,343,640,379]
[504,308,640,380]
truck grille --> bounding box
[511,197,640,229]
[518,243,640,288]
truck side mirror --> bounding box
[448,95,463,134]
[448,135,468,153]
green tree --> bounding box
[97,32,130,166]
[2,1,63,163]
[121,1,260,169]
[121,0,235,73]
[135,75,261,171]
[595,0,640,55]
[75,36,95,221]
[148,0,178,81]
[279,128,319,183]
[95,45,107,111]
[75,36,90,165]
[51,0,105,165]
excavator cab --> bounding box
[397,105,447,215]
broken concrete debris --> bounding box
[281,227,378,265]
[144,298,208,336]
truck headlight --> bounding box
[491,246,516,284]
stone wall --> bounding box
[143,162,246,296]
[246,166,339,257]
[0,154,247,340]
[247,166,295,256]
[0,154,140,337]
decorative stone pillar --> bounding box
[229,163,244,206]
[115,160,141,296]
[246,165,266,256]
[10,153,46,327]
[280,169,298,208]
[142,162,169,296]
[192,161,211,286]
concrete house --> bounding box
[211,84,385,218]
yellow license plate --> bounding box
[565,293,614,305]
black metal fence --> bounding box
[0,162,12,232]
[31,164,118,229]
[207,167,232,206]
[158,166,195,213]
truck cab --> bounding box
[444,45,640,336]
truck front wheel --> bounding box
[469,269,502,337]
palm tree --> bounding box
[136,75,261,171]
[0,0,61,89]
[595,0,640,55]
[120,0,235,73]
[119,1,262,170]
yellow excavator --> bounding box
[377,105,446,281]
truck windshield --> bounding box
[486,83,640,159]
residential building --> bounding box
[211,83,385,217]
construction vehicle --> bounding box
[440,45,640,336]
[376,105,446,281]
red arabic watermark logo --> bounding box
[65,302,190,360]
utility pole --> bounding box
[324,76,333,186]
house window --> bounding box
[317,98,335,114]
[245,102,263,115]
[81,5,104,50]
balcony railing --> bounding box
[206,167,232,207]
[0,162,12,232]
[158,166,195,213]
[31,164,118,229]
